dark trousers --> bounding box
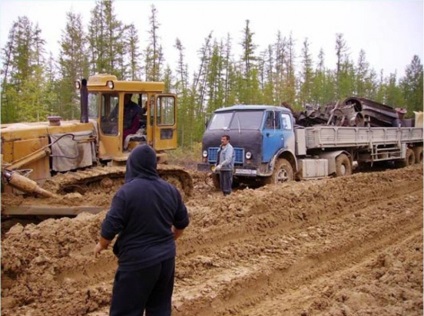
[110,257,175,316]
[219,170,233,195]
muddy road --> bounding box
[1,165,423,315]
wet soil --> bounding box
[1,164,423,315]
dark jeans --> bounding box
[110,257,175,316]
[219,170,233,195]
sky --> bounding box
[0,0,423,77]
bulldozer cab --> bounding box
[81,74,178,163]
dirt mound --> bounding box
[1,165,423,315]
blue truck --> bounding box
[197,104,423,189]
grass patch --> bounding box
[167,142,202,169]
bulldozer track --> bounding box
[43,166,127,195]
[42,164,193,199]
[1,165,193,218]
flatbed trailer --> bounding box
[301,125,422,161]
[303,126,422,149]
[295,125,423,179]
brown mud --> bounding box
[1,164,423,315]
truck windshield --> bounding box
[209,111,263,130]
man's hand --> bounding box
[215,164,222,172]
[94,236,112,257]
[172,226,185,240]
[94,242,105,257]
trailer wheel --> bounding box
[395,148,415,168]
[266,158,294,184]
[335,154,352,177]
[413,146,423,164]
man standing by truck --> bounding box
[215,135,235,195]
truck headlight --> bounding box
[246,151,252,159]
[202,150,208,158]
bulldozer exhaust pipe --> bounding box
[2,170,57,198]
[80,78,88,123]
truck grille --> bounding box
[208,147,244,164]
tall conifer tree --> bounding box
[401,55,423,113]
[58,11,88,119]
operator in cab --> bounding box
[108,93,142,139]
[122,94,142,140]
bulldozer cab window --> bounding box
[123,93,147,132]
[100,93,119,135]
[134,93,148,121]
[88,93,99,119]
[155,96,175,125]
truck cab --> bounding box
[198,105,297,187]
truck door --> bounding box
[262,110,284,162]
[152,94,178,150]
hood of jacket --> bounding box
[125,144,159,182]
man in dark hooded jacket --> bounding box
[94,144,189,316]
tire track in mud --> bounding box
[1,165,422,316]
[176,170,422,259]
[171,183,423,315]
[246,229,423,316]
[173,168,422,314]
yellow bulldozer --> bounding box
[1,74,192,217]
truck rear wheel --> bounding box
[395,148,415,168]
[335,154,352,177]
[266,158,294,184]
[413,146,423,164]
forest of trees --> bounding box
[1,0,423,146]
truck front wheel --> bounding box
[335,154,352,177]
[266,158,294,184]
